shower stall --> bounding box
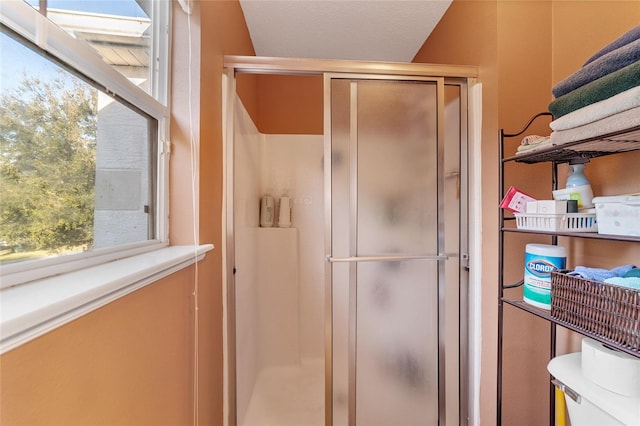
[231,93,326,426]
[224,57,474,426]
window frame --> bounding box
[0,0,170,288]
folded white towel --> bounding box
[516,136,552,154]
[550,85,640,131]
[520,135,549,145]
[550,105,640,145]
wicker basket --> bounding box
[551,271,640,352]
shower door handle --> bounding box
[326,254,449,263]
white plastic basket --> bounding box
[514,213,598,232]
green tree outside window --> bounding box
[0,72,97,258]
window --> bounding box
[0,0,169,287]
[22,0,168,104]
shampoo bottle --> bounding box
[565,164,594,208]
[278,196,291,227]
[260,195,274,227]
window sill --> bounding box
[0,244,213,354]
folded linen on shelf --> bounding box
[550,105,640,146]
[520,134,548,145]
[624,268,640,278]
[549,61,640,119]
[550,85,640,131]
[552,39,640,98]
[568,264,635,282]
[603,276,640,290]
[583,24,640,66]
[516,135,552,154]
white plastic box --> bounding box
[526,200,568,214]
[593,193,640,236]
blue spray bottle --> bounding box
[565,164,593,208]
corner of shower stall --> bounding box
[232,95,326,426]
[225,59,474,426]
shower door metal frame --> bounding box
[222,56,475,426]
[223,66,238,426]
[323,74,464,426]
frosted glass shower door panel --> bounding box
[356,81,439,425]
[356,261,439,426]
[329,78,442,426]
[329,78,352,426]
[356,81,438,256]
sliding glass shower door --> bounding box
[326,77,459,426]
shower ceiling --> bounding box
[238,0,453,62]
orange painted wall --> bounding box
[1,1,257,425]
[496,4,553,426]
[413,1,501,424]
[550,1,640,358]
[255,74,323,135]
[0,267,194,425]
[237,73,259,123]
[174,0,257,424]
[551,3,640,207]
[416,1,640,425]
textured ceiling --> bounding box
[239,0,453,62]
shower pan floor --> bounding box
[243,359,324,426]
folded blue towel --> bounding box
[552,38,640,98]
[584,24,640,66]
[548,61,640,118]
[624,267,640,278]
[568,264,635,282]
[603,276,640,290]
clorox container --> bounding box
[523,244,566,310]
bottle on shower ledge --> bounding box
[260,195,275,227]
[278,196,292,228]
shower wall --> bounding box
[234,97,261,426]
[234,97,325,425]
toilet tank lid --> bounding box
[548,353,640,425]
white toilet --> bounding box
[547,338,640,426]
